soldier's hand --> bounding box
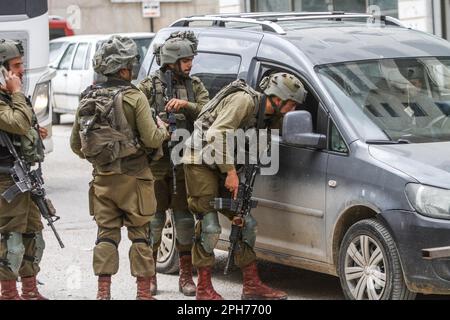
[156,116,169,128]
[225,169,239,200]
[165,98,188,112]
[39,127,48,140]
[5,71,22,94]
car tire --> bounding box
[155,210,179,274]
[52,111,61,125]
[338,218,416,300]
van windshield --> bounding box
[318,57,450,143]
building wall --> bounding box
[48,0,220,34]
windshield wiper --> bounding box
[366,139,411,145]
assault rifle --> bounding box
[164,70,178,195]
[210,164,259,275]
[0,131,64,248]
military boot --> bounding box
[0,280,22,300]
[196,267,223,300]
[150,251,157,295]
[21,276,48,300]
[96,275,111,300]
[136,277,156,300]
[241,262,288,300]
[179,254,196,296]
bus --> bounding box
[0,0,54,152]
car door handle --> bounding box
[63,73,68,77]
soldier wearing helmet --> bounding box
[70,35,169,300]
[0,39,49,300]
[182,72,306,300]
[138,31,209,297]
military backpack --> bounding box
[77,81,140,166]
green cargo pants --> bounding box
[184,164,257,269]
[0,175,44,280]
[90,173,156,278]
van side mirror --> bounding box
[282,110,326,148]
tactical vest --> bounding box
[0,91,44,166]
[188,79,262,153]
[149,71,196,133]
[78,80,142,170]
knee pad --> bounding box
[34,232,45,265]
[173,211,194,246]
[242,214,257,248]
[22,232,45,265]
[95,238,119,249]
[200,212,221,254]
[4,233,25,275]
[150,211,166,245]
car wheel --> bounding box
[52,111,61,125]
[338,218,416,300]
[155,210,179,274]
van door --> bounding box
[65,42,91,114]
[249,65,329,263]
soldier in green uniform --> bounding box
[138,31,209,296]
[183,73,307,300]
[70,35,169,300]
[0,39,49,300]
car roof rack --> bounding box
[170,12,406,35]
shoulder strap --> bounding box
[197,79,258,119]
[185,79,195,102]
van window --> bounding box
[318,57,450,143]
[84,44,92,70]
[258,67,323,136]
[58,44,75,70]
[330,122,348,153]
[72,43,89,70]
[49,42,67,65]
[191,52,241,98]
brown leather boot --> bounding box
[136,277,157,300]
[0,280,22,300]
[150,251,157,296]
[96,275,111,300]
[179,254,196,296]
[241,262,287,300]
[21,276,48,300]
[196,267,223,300]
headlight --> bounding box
[32,81,50,120]
[405,183,450,220]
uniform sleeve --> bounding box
[137,77,154,104]
[0,92,32,135]
[70,109,85,158]
[134,92,169,149]
[207,93,255,173]
[184,77,210,119]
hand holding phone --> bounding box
[1,68,22,93]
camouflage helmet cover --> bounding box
[154,31,198,68]
[0,39,24,65]
[93,35,139,76]
[259,72,307,104]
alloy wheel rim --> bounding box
[157,211,175,263]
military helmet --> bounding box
[0,39,24,65]
[259,72,307,104]
[93,35,139,76]
[154,31,198,68]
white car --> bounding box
[49,32,154,124]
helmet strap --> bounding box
[268,96,282,116]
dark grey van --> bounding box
[138,12,450,300]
